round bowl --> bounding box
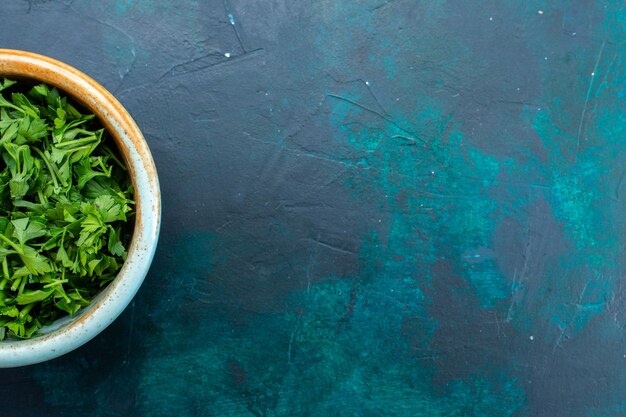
[0,49,160,367]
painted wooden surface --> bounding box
[1,1,625,416]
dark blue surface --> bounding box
[1,1,626,416]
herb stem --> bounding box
[2,258,9,281]
[55,136,98,148]
[0,98,24,114]
[43,279,68,288]
[0,233,22,253]
[19,303,34,319]
[103,146,127,171]
[32,148,60,189]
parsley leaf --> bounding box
[0,78,135,339]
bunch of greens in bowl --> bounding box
[0,78,134,339]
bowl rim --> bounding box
[0,49,161,367]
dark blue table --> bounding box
[2,1,625,416]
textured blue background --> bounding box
[1,1,626,416]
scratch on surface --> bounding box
[372,1,393,12]
[506,219,532,322]
[186,277,213,304]
[70,9,137,56]
[224,247,259,274]
[492,311,506,338]
[598,51,619,88]
[587,50,620,124]
[223,0,247,53]
[363,82,392,118]
[116,50,263,95]
[507,268,519,323]
[576,39,606,157]
[67,6,138,94]
[25,0,73,13]
[552,278,599,354]
[552,324,568,354]
[553,279,590,353]
[282,202,330,210]
[287,316,302,365]
[496,99,542,107]
[283,98,327,143]
[615,169,625,201]
[154,48,264,84]
[326,93,426,145]
[324,71,392,119]
[419,190,483,200]
[113,47,137,94]
[326,93,389,121]
[391,134,429,146]
[242,131,354,168]
[215,220,233,232]
[305,234,321,294]
[415,354,440,361]
[302,237,356,256]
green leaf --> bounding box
[11,218,48,246]
[16,115,48,143]
[6,320,25,337]
[0,94,23,114]
[108,227,127,258]
[76,227,104,249]
[12,200,47,214]
[0,306,19,318]
[10,93,39,119]
[94,195,122,223]
[87,259,101,276]
[56,298,81,315]
[24,322,40,338]
[8,178,29,201]
[0,122,18,145]
[80,212,103,233]
[0,78,16,92]
[56,245,73,268]
[16,289,54,305]
[19,245,52,275]
[0,247,16,260]
[3,143,35,200]
[75,158,109,189]
[29,83,49,99]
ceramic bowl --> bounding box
[0,49,160,367]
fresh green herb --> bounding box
[0,78,134,339]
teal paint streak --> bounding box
[102,31,138,80]
[466,264,509,308]
[128,219,524,416]
[301,3,625,416]
[324,86,521,413]
[332,98,511,307]
[522,2,625,342]
[115,0,133,14]
[114,0,159,15]
[278,270,524,415]
[305,2,532,412]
